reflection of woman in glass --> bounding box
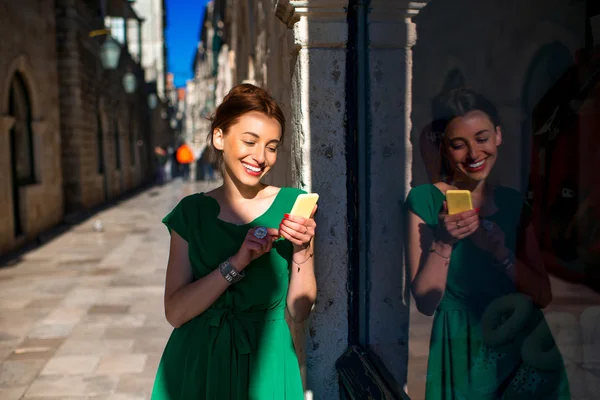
[151,84,317,399]
[405,88,570,399]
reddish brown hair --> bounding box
[207,84,285,165]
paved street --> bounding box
[2,178,599,400]
[0,179,219,400]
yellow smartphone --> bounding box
[289,193,319,218]
[446,190,473,215]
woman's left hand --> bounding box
[470,219,507,260]
[279,205,318,249]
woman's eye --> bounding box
[243,141,255,146]
[451,144,464,150]
[267,147,278,153]
[476,138,489,143]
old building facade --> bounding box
[1,0,173,256]
[0,1,64,255]
[56,0,155,213]
[131,0,169,99]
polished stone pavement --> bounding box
[0,180,218,399]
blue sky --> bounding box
[165,0,210,87]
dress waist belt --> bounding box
[203,307,286,355]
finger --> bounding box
[446,209,477,222]
[310,204,318,218]
[459,214,480,226]
[246,235,267,249]
[245,241,263,251]
[264,238,273,253]
[442,201,448,214]
[280,224,304,244]
[266,228,279,237]
[280,228,302,246]
[281,218,307,234]
[283,213,308,225]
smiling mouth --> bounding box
[465,159,486,171]
[242,162,263,176]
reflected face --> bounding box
[213,111,282,187]
[443,110,502,182]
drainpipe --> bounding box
[346,0,370,347]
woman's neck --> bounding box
[449,175,487,196]
[221,170,266,202]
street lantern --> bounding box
[148,93,158,109]
[123,72,137,94]
[100,37,121,70]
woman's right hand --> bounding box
[435,201,480,245]
[230,227,279,270]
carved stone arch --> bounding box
[2,54,41,120]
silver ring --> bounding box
[254,227,267,239]
[456,222,461,229]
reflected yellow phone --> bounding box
[446,190,473,215]
[289,193,319,219]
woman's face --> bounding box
[443,110,502,183]
[213,111,282,187]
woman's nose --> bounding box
[252,148,266,164]
[468,145,480,160]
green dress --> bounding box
[151,187,306,400]
[405,184,570,400]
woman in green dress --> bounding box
[151,84,317,399]
[405,88,570,399]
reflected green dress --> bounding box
[406,184,570,400]
[151,187,306,400]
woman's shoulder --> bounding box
[276,186,308,198]
[405,183,445,223]
[175,192,216,215]
[407,183,447,199]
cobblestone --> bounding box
[0,180,219,399]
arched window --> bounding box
[9,73,36,186]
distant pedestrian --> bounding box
[154,146,167,185]
[151,84,318,399]
[175,143,194,181]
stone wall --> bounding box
[56,0,151,213]
[0,1,63,255]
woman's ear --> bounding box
[213,128,224,151]
[495,126,503,146]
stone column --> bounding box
[367,2,432,393]
[277,1,349,398]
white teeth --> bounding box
[243,163,261,172]
[468,160,485,168]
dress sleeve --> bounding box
[162,195,192,241]
[404,185,440,226]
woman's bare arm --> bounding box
[286,239,317,323]
[406,210,453,316]
[163,231,231,328]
